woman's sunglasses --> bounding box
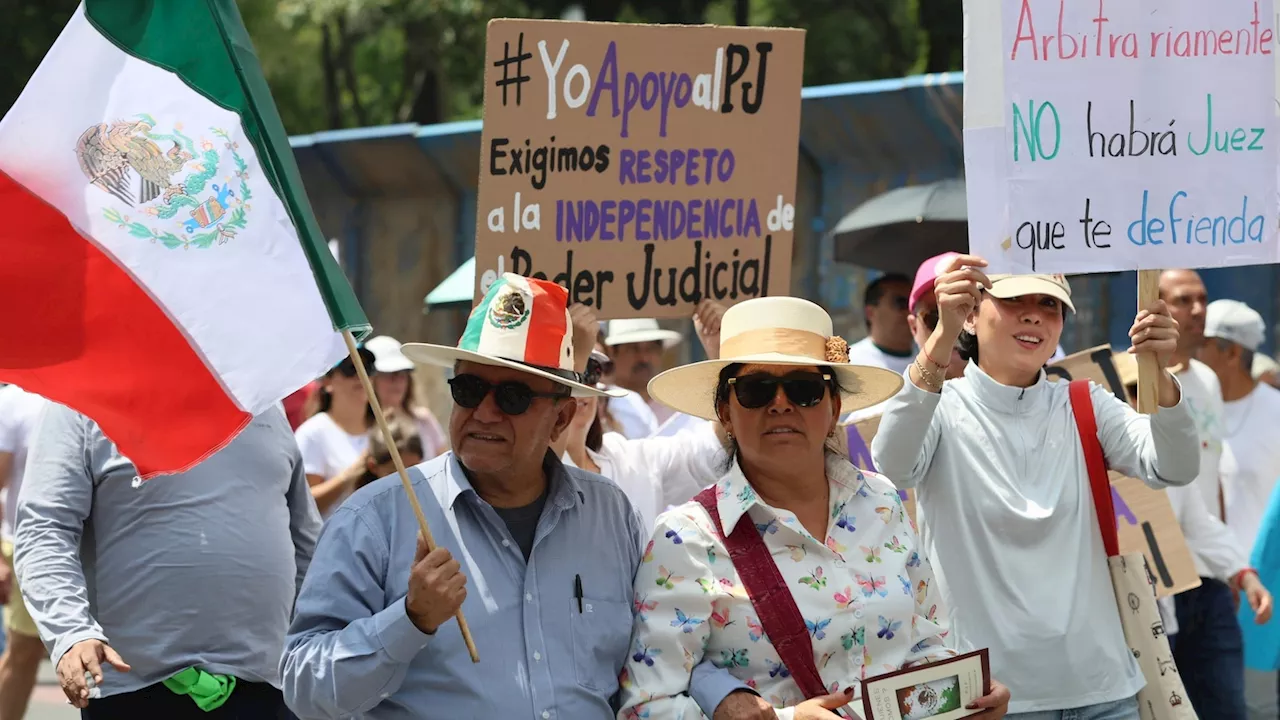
[919,310,940,332]
[448,373,569,416]
[727,371,832,409]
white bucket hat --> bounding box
[604,318,683,348]
[402,274,625,398]
[647,297,904,420]
[364,335,416,373]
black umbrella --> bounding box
[831,179,967,275]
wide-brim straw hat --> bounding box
[647,297,904,420]
[402,273,625,399]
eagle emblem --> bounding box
[488,288,529,330]
[79,114,253,250]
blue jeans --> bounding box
[1170,577,1247,720]
[1007,696,1139,720]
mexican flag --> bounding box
[0,1,369,478]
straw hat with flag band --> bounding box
[402,273,625,399]
[647,296,904,421]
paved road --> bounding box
[21,661,77,720]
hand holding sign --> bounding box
[1126,299,1181,408]
[693,299,727,359]
[932,254,990,339]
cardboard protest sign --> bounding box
[839,353,1199,597]
[963,0,1280,275]
[474,20,805,319]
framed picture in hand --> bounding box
[860,649,991,720]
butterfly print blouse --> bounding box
[618,455,955,719]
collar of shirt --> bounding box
[710,453,865,538]
[963,361,1049,415]
[438,450,584,513]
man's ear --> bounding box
[549,397,578,443]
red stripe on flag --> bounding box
[524,280,569,370]
[0,172,250,478]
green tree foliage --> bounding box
[0,0,961,133]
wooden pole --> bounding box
[342,330,480,663]
[1136,270,1161,416]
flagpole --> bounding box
[342,330,480,663]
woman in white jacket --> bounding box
[871,254,1200,720]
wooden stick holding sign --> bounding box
[1136,270,1162,416]
[342,330,480,663]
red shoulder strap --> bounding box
[1068,380,1120,558]
[693,487,828,700]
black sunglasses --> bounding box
[920,310,940,332]
[448,373,569,416]
[727,371,832,409]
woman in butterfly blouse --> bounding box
[617,297,1011,720]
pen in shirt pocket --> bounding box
[574,574,583,613]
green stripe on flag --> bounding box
[83,0,370,338]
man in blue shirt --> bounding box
[280,274,750,719]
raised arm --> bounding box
[873,255,986,489]
[1092,381,1197,489]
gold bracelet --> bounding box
[913,357,943,391]
[922,348,949,372]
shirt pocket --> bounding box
[569,597,634,693]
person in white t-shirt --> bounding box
[1199,300,1280,557]
[1156,270,1274,718]
[364,335,448,460]
[0,385,47,720]
[845,272,914,375]
[294,346,376,516]
[873,256,1199,718]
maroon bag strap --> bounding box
[693,487,828,700]
[1068,380,1121,558]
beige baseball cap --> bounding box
[986,273,1075,313]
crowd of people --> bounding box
[0,254,1275,720]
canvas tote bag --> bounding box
[1069,380,1197,720]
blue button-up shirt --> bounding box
[281,451,751,719]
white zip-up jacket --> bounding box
[872,362,1198,714]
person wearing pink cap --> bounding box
[907,253,968,382]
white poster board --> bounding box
[964,0,1280,274]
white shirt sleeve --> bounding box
[613,422,726,508]
[870,374,945,490]
[1091,381,1199,489]
[1168,483,1248,582]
